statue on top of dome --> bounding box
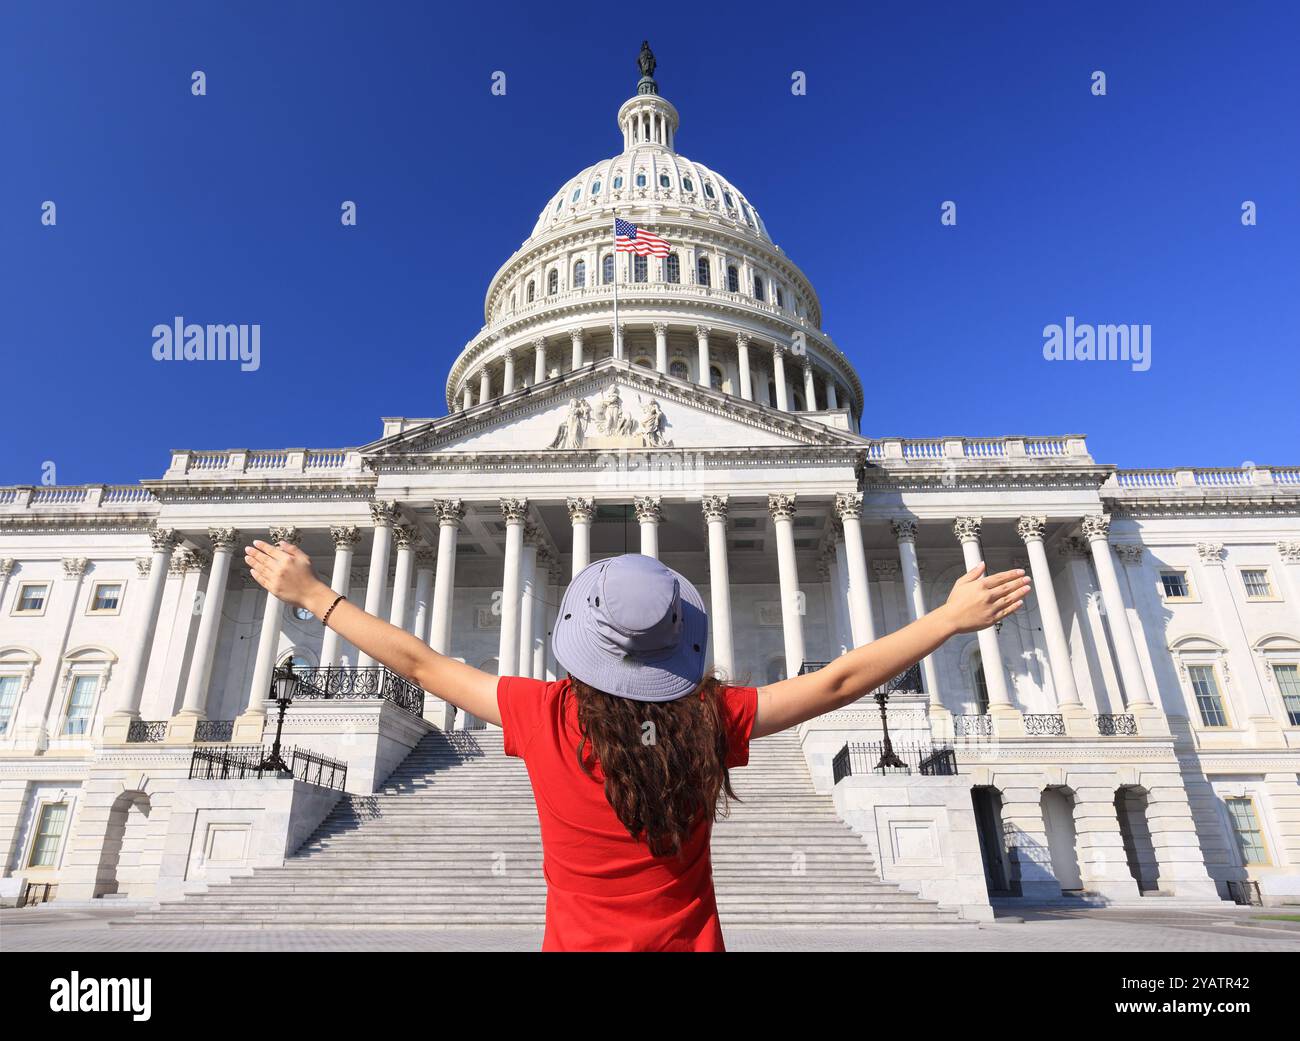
[636,41,658,95]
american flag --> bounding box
[615,218,670,257]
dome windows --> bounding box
[633,255,648,283]
[665,253,680,284]
[547,269,559,295]
[635,172,647,188]
[613,174,624,190]
[526,280,536,303]
[602,255,614,284]
[554,196,564,214]
[573,259,586,288]
[682,176,694,192]
[669,359,689,381]
[571,188,581,203]
[696,256,711,287]
[776,286,785,309]
[726,265,739,293]
[659,172,671,188]
[722,190,734,208]
[591,180,601,195]
[753,274,765,301]
[703,183,716,199]
[741,201,753,226]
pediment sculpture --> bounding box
[548,387,673,449]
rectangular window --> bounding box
[63,675,97,736]
[1225,797,1268,865]
[29,802,68,868]
[633,255,647,283]
[1274,664,1300,726]
[1160,571,1190,599]
[89,582,123,613]
[15,583,48,613]
[1188,665,1228,727]
[1241,569,1273,598]
[0,676,20,735]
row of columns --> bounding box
[457,325,844,416]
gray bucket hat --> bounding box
[552,553,710,702]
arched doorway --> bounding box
[94,790,151,898]
[971,786,1011,894]
[1115,786,1161,892]
[1042,787,1082,891]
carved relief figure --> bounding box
[639,397,672,447]
[548,397,591,449]
[597,386,638,437]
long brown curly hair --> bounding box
[565,673,741,858]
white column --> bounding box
[412,549,435,644]
[320,525,359,667]
[358,501,399,668]
[567,496,593,576]
[893,519,941,708]
[953,517,1013,710]
[802,360,817,410]
[0,559,13,616]
[110,528,181,722]
[653,322,669,375]
[695,325,711,387]
[769,494,805,676]
[532,552,550,680]
[835,493,876,645]
[388,525,417,632]
[178,527,240,717]
[478,367,490,403]
[736,332,753,401]
[702,495,735,677]
[826,381,839,410]
[517,531,539,677]
[610,321,623,360]
[244,525,303,721]
[533,337,547,384]
[497,498,528,676]
[772,345,790,411]
[570,328,585,371]
[502,349,516,395]
[830,541,854,654]
[429,499,464,655]
[462,384,472,410]
[1082,514,1152,707]
[635,496,661,559]
[1017,516,1081,707]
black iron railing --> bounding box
[290,666,424,718]
[126,720,168,743]
[1024,713,1066,736]
[832,741,958,783]
[195,719,235,743]
[1097,713,1138,736]
[798,661,829,675]
[189,743,348,792]
[19,881,56,907]
[955,713,993,737]
[1227,879,1263,906]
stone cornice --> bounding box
[1104,493,1300,518]
[139,477,378,504]
[860,463,1113,492]
[370,445,864,475]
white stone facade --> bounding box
[1,69,1297,912]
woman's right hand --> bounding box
[939,562,1031,635]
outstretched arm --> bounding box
[751,562,1030,739]
[245,540,503,726]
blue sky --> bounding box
[1,0,1296,486]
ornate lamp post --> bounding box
[257,661,297,775]
[873,664,920,773]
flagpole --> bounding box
[611,214,620,360]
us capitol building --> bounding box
[2,47,1297,921]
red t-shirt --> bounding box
[496,676,758,952]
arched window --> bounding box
[590,181,601,195]
[602,255,614,284]
[753,275,765,301]
[573,260,586,288]
[633,255,648,283]
[696,256,711,287]
[633,356,653,369]
[703,182,716,199]
[669,359,689,381]
[682,176,694,192]
[659,172,671,188]
[547,269,559,295]
[722,190,734,208]
[726,266,739,293]
[665,254,680,283]
[710,365,724,391]
[740,201,753,225]
[776,286,785,309]
[635,172,647,188]
[613,174,624,189]
[526,280,535,303]
[554,196,563,213]
[571,188,581,203]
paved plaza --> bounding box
[3,903,1297,953]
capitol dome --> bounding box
[445,45,862,426]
